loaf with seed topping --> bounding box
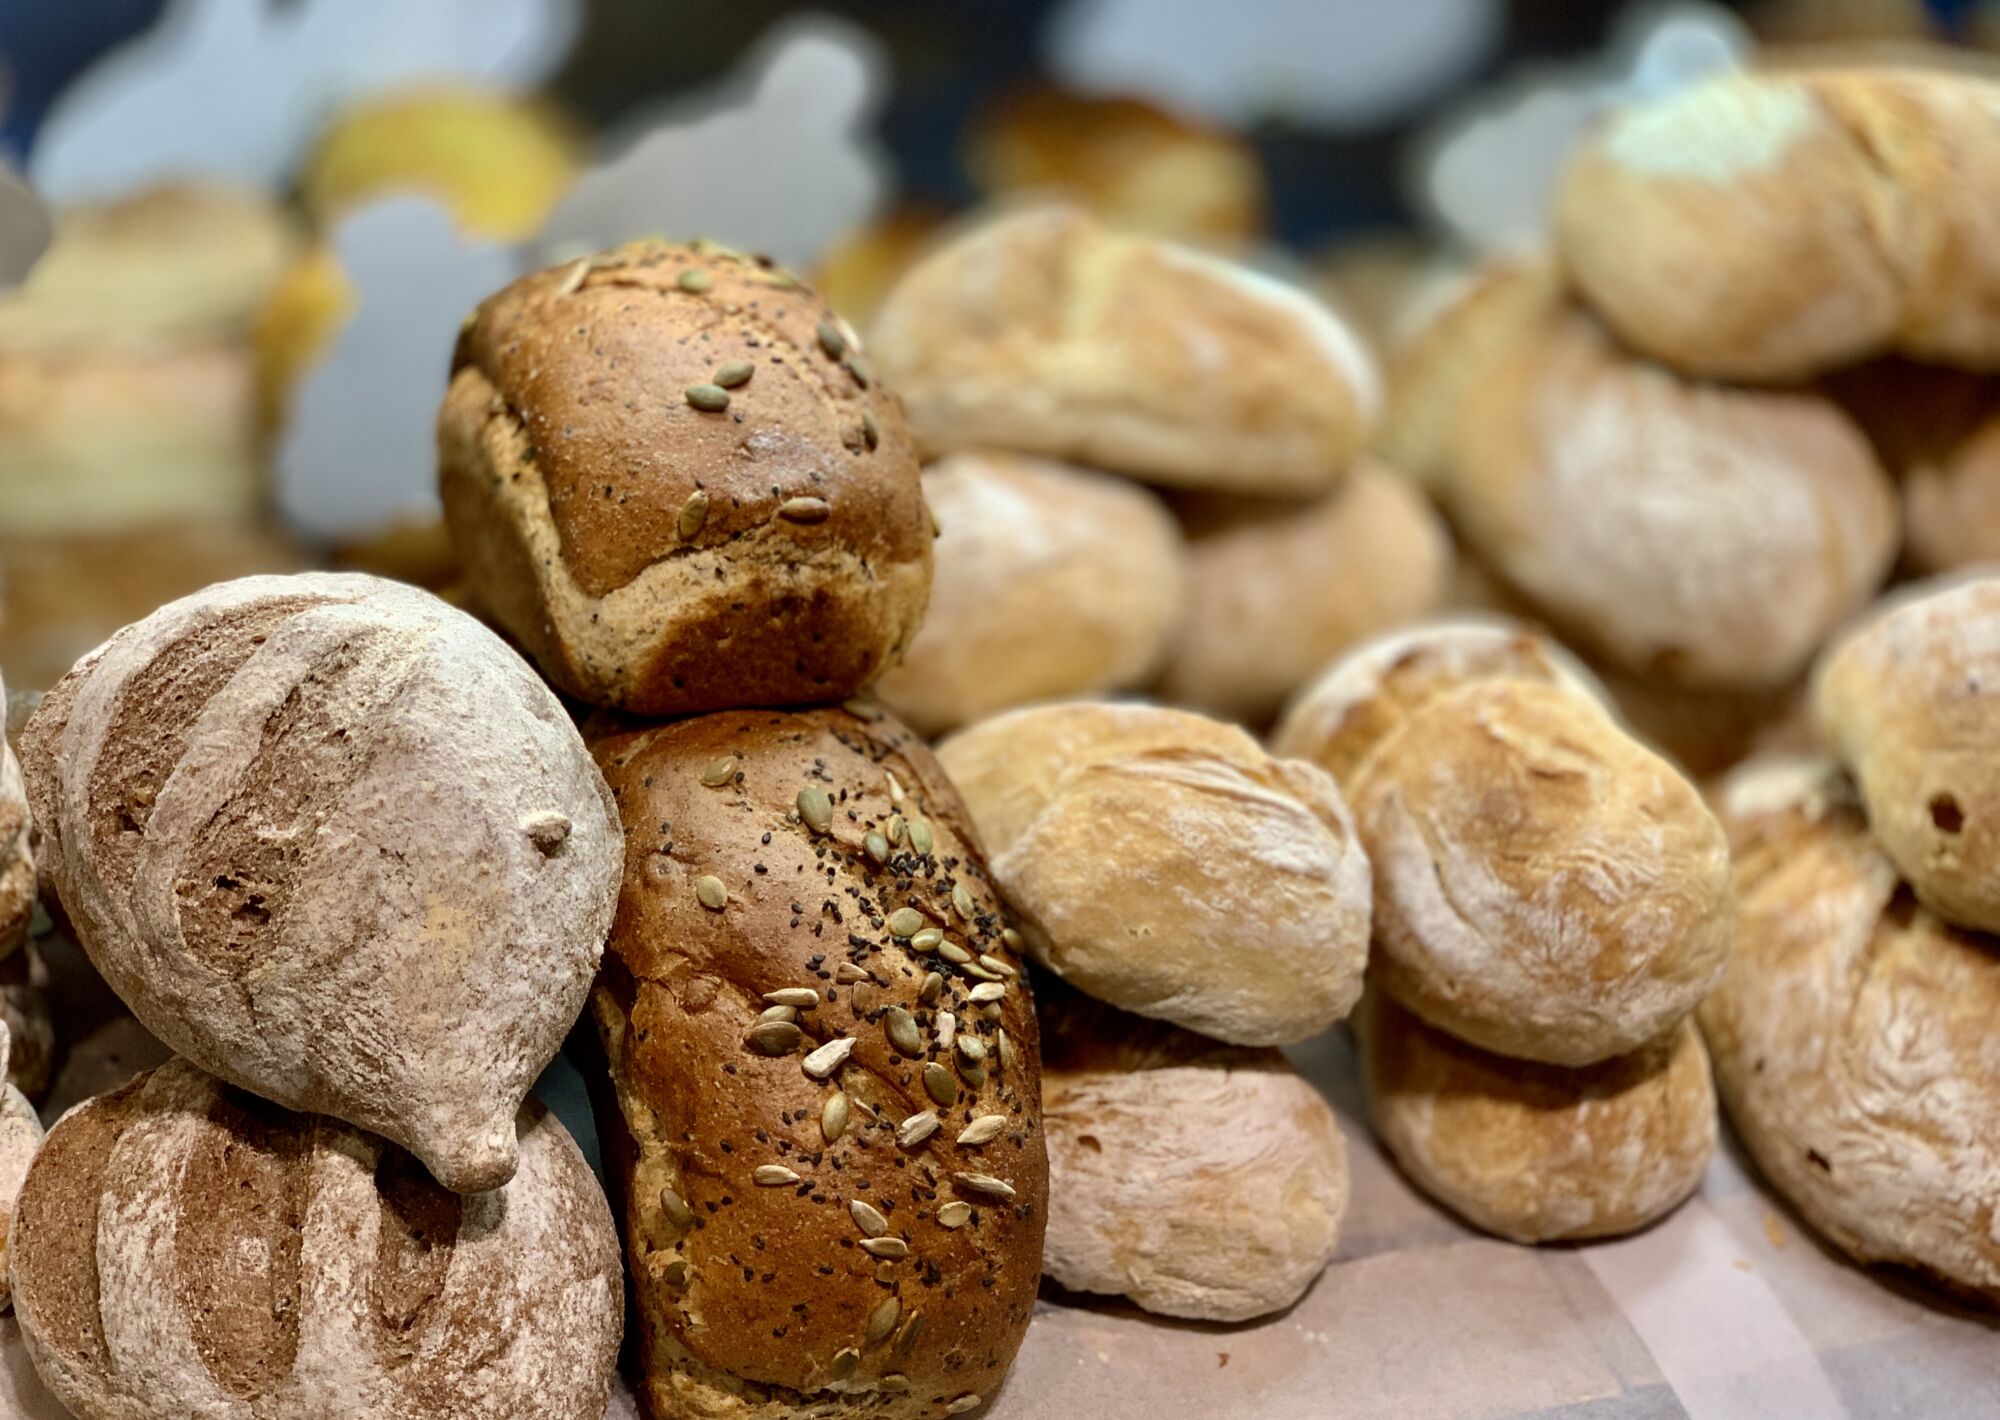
[19,572,623,1193]
[0,668,30,961]
[439,240,933,716]
[588,705,1047,1420]
[10,1058,621,1419]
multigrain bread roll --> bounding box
[1557,68,2000,380]
[1360,994,1715,1244]
[10,1058,622,1420]
[871,206,1379,497]
[1036,978,1346,1322]
[1703,756,2000,1303]
[1155,463,1451,726]
[1275,620,1734,1066]
[873,452,1186,737]
[0,1022,43,1311]
[938,701,1369,1046]
[1813,573,2000,932]
[19,573,622,1193]
[588,706,1047,1420]
[0,670,29,960]
[440,240,933,716]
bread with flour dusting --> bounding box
[0,1021,44,1311]
[0,669,30,961]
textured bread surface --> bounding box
[939,701,1370,1046]
[0,1020,43,1311]
[10,1058,621,1420]
[874,452,1186,737]
[440,240,933,715]
[0,669,30,960]
[871,206,1377,497]
[588,705,1046,1420]
[19,572,622,1193]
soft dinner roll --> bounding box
[1360,995,1716,1244]
[0,668,29,960]
[938,701,1370,1046]
[874,451,1186,737]
[871,205,1379,497]
[440,239,933,716]
[1703,756,2000,1303]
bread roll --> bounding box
[0,670,29,960]
[439,240,933,716]
[19,573,622,1193]
[938,701,1369,1045]
[1156,463,1451,725]
[10,1058,621,1419]
[1360,994,1715,1244]
[811,205,949,336]
[873,452,1186,737]
[588,706,1046,1419]
[871,206,1378,497]
[1703,756,2000,1302]
[0,1022,43,1311]
[1557,68,2000,380]
[1037,979,1346,1322]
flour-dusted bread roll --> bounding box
[19,573,622,1193]
[1156,463,1451,726]
[871,206,1379,497]
[1036,979,1346,1322]
[874,452,1186,737]
[1704,756,2000,1302]
[1360,994,1714,1244]
[440,240,933,716]
[11,1058,621,1419]
[938,702,1369,1046]
[0,671,29,960]
[0,1022,42,1312]
[588,705,1046,1420]
[1275,620,1733,1066]
[1814,573,2000,933]
[1558,68,2000,380]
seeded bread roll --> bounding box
[0,1022,43,1312]
[10,1058,621,1419]
[1275,619,1733,1066]
[0,670,29,960]
[439,240,933,716]
[1036,978,1346,1322]
[1704,756,2000,1303]
[19,572,622,1193]
[871,205,1379,497]
[1156,463,1451,725]
[1360,994,1715,1244]
[588,705,1046,1420]
[1558,68,2000,380]
[873,452,1187,737]
[938,701,1369,1046]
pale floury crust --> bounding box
[18,573,623,1193]
[10,1059,622,1420]
[1703,756,2000,1303]
[938,702,1370,1047]
[0,1020,45,1311]
[871,205,1379,498]
[0,668,30,961]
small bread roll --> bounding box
[440,240,932,716]
[1814,573,2000,932]
[20,573,623,1193]
[872,206,1379,498]
[0,671,29,960]
[939,702,1370,1046]
[0,1021,43,1311]
[1038,980,1346,1322]
[1703,756,2000,1302]
[1360,994,1715,1244]
[1557,68,2000,380]
[873,452,1186,736]
[11,1060,621,1420]
[1155,463,1451,726]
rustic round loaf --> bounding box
[11,1058,621,1420]
[1703,756,2000,1303]
[588,705,1047,1420]
[1361,995,1714,1243]
[871,205,1379,497]
[18,572,622,1193]
[0,1021,44,1311]
[439,240,933,716]
[873,451,1186,737]
[938,701,1369,1046]
[1813,573,2000,933]
[1155,462,1451,726]
[0,670,31,960]
[1557,68,2000,380]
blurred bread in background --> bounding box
[810,202,950,334]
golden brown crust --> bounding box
[588,706,1045,1419]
